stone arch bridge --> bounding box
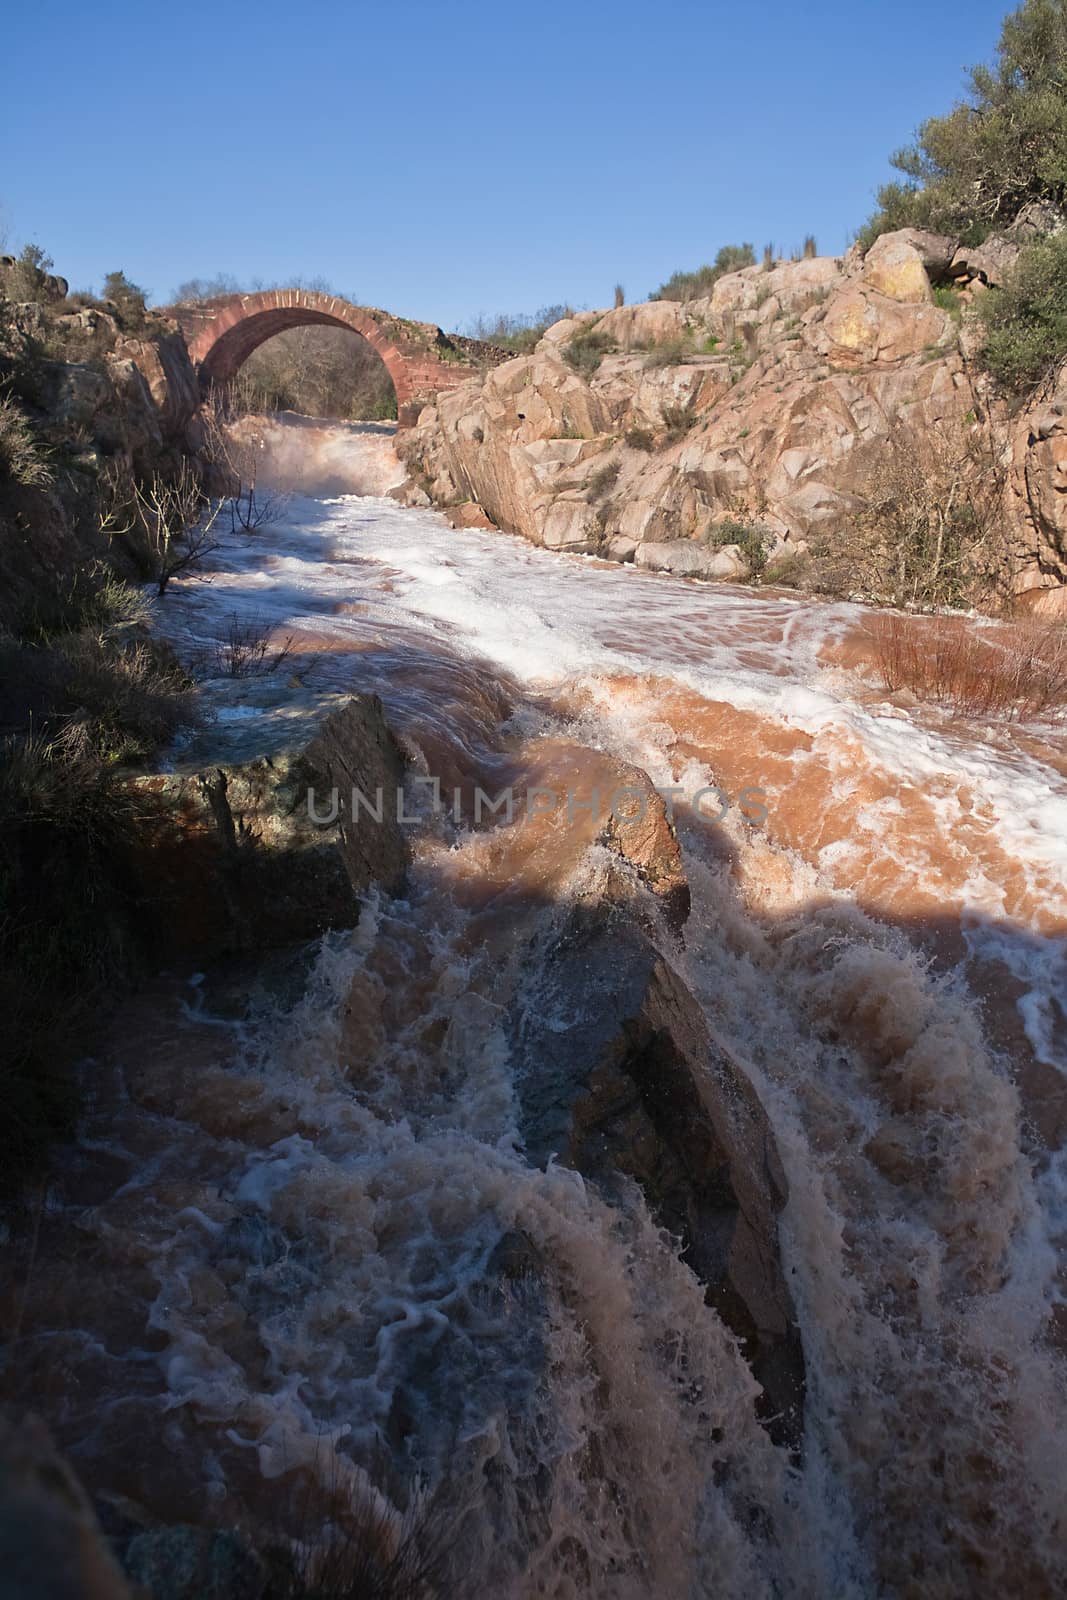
[168,288,505,425]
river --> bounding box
[6,418,1067,1598]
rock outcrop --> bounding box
[510,875,803,1440]
[131,694,407,960]
[398,230,1067,606]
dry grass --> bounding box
[0,395,53,488]
[871,612,1067,721]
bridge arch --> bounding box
[173,288,485,424]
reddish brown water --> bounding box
[5,423,1066,1597]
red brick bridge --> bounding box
[168,288,502,426]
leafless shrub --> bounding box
[212,612,294,678]
[613,283,625,308]
[829,420,1009,609]
[200,397,285,532]
[871,612,1067,720]
[100,457,220,595]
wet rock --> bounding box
[510,896,804,1440]
[123,1526,265,1600]
[131,694,407,960]
[596,763,691,933]
[0,1411,133,1598]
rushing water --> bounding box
[5,421,1067,1597]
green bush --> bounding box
[101,269,149,331]
[651,243,756,302]
[706,517,775,574]
[979,227,1067,390]
[862,0,1067,244]
[933,284,964,318]
[3,243,58,304]
[562,326,614,377]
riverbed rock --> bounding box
[511,890,804,1439]
[596,761,691,932]
[634,539,750,580]
[123,1526,266,1600]
[131,693,407,960]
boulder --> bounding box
[131,694,407,960]
[950,234,1022,288]
[861,232,934,303]
[596,762,691,933]
[509,895,804,1440]
[634,539,744,579]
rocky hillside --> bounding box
[0,256,203,628]
[399,227,1067,615]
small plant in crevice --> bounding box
[588,460,621,498]
[624,427,655,451]
[562,326,615,377]
[933,284,964,320]
[659,403,699,446]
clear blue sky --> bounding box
[2,0,1010,332]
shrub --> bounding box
[212,612,295,677]
[642,338,693,369]
[651,243,756,302]
[562,326,614,377]
[588,459,621,497]
[3,244,58,304]
[933,284,964,318]
[706,517,775,574]
[0,395,53,487]
[979,227,1067,391]
[803,235,818,259]
[763,550,812,588]
[101,269,149,331]
[659,403,699,445]
[464,305,573,354]
[614,283,625,308]
[624,427,655,451]
[871,611,1067,719]
[862,0,1067,243]
[837,421,1007,607]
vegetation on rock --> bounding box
[651,243,756,302]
